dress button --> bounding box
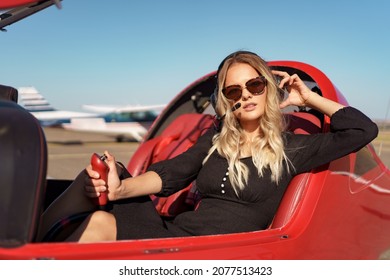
[220,167,229,195]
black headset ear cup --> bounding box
[211,86,218,111]
[211,86,223,130]
[211,84,224,120]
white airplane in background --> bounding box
[63,104,166,142]
[18,86,98,126]
[18,86,166,142]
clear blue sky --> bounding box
[1,0,389,120]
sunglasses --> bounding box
[222,76,267,102]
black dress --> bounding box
[109,107,378,240]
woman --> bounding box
[38,51,378,242]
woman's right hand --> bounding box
[84,151,122,201]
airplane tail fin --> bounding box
[17,87,56,112]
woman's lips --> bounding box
[243,102,257,111]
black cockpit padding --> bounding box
[0,84,18,103]
[0,101,47,247]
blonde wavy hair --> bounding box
[205,51,290,195]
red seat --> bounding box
[127,113,214,217]
[285,111,322,135]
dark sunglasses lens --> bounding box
[246,77,266,94]
[223,86,242,101]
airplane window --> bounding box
[104,111,158,123]
[130,111,158,122]
[329,146,382,193]
[354,147,378,176]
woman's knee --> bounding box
[77,210,117,242]
[90,211,116,230]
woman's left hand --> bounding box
[272,70,313,109]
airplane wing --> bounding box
[62,118,147,142]
[0,0,62,31]
[82,104,166,114]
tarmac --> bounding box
[43,126,390,180]
[44,127,140,180]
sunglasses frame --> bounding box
[222,76,267,102]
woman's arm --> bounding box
[85,152,162,201]
[299,90,345,118]
[110,170,163,200]
[272,70,378,174]
[86,127,215,200]
[273,70,345,117]
[287,107,378,174]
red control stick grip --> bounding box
[90,153,109,207]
